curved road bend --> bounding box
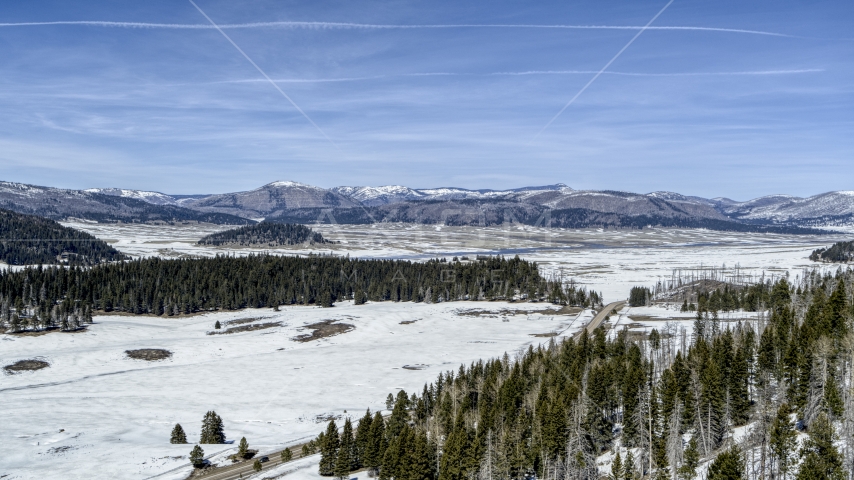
[574,301,626,339]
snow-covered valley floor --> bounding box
[4,224,849,479]
[1,301,591,480]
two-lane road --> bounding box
[575,300,626,338]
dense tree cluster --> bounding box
[198,222,331,247]
[314,269,854,479]
[0,208,125,265]
[673,281,775,314]
[0,255,592,332]
[810,240,854,263]
[628,286,650,307]
[317,405,435,479]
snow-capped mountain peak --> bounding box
[263,180,315,189]
[84,188,177,206]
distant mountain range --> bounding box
[4,179,853,233]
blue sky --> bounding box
[0,0,851,199]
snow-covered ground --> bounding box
[1,301,590,480]
[5,223,847,479]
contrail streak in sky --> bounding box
[534,0,676,139]
[0,20,794,37]
[187,0,338,149]
[203,69,821,84]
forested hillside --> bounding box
[0,255,598,332]
[810,240,854,263]
[312,271,854,480]
[198,222,331,247]
[265,204,827,235]
[0,208,125,265]
[0,181,252,224]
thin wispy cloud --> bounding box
[0,20,794,37]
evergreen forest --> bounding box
[198,222,331,247]
[0,254,597,332]
[0,208,125,265]
[313,269,854,480]
[811,240,854,263]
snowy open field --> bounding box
[3,223,849,479]
[1,300,591,480]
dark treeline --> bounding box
[0,208,125,266]
[315,270,854,480]
[0,254,597,332]
[2,191,251,225]
[198,222,331,247]
[674,282,776,314]
[810,240,854,263]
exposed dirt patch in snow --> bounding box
[292,320,354,342]
[4,358,50,373]
[46,445,75,455]
[209,322,283,335]
[402,364,428,370]
[455,307,551,317]
[224,317,273,326]
[530,332,559,337]
[125,349,172,361]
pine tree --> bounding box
[215,320,221,329]
[354,409,373,469]
[624,450,637,480]
[238,436,249,459]
[190,444,205,467]
[770,404,797,480]
[611,451,624,480]
[825,279,848,338]
[170,423,188,444]
[319,420,339,476]
[677,437,699,480]
[729,345,751,426]
[409,429,436,480]
[439,415,470,480]
[796,411,845,480]
[707,445,745,480]
[253,458,262,472]
[339,418,356,473]
[281,448,292,462]
[200,411,226,444]
[364,411,386,475]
